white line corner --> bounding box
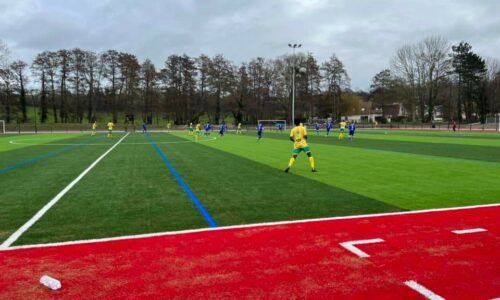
[339,238,384,258]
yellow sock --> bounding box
[309,157,315,169]
[288,157,296,168]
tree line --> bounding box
[0,41,351,125]
[1,36,499,125]
[371,36,500,123]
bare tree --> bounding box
[10,60,29,122]
[207,54,235,123]
[391,44,418,120]
[101,50,121,123]
[0,40,13,122]
[31,53,50,122]
[321,53,350,119]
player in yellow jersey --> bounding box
[195,122,201,141]
[339,119,347,140]
[284,119,316,173]
[166,122,171,133]
[236,122,242,134]
[91,121,97,136]
[107,120,114,138]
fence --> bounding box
[1,122,499,134]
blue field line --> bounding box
[145,133,218,228]
[0,136,105,175]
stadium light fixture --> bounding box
[288,43,302,125]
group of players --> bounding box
[90,118,357,174]
[91,120,115,138]
[187,121,244,140]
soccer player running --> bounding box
[195,122,201,141]
[236,122,242,134]
[326,120,333,136]
[188,122,194,135]
[285,119,316,173]
[314,122,320,135]
[339,119,347,140]
[107,120,114,138]
[257,122,264,141]
[278,123,284,133]
[166,122,171,133]
[91,121,97,136]
[142,122,148,134]
[219,122,227,137]
[348,120,356,141]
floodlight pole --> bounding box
[288,43,301,125]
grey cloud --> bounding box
[0,0,499,90]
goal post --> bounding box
[485,114,500,132]
[0,120,5,134]
[257,120,287,131]
[496,113,500,132]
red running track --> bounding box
[0,205,499,299]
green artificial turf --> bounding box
[0,129,499,246]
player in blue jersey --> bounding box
[277,123,284,133]
[314,122,320,135]
[257,123,264,141]
[348,121,357,141]
[204,122,212,136]
[142,122,148,134]
[219,122,227,137]
[326,120,333,136]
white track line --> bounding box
[452,228,487,234]
[0,133,129,249]
[339,238,384,258]
[1,203,499,252]
[405,280,445,300]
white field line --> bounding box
[1,203,498,252]
[451,228,487,234]
[404,280,445,300]
[0,133,130,249]
[339,238,384,258]
[8,136,217,146]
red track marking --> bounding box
[0,206,499,299]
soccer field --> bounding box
[1,129,499,247]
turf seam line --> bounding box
[2,203,497,251]
[145,133,218,228]
[0,133,130,249]
[0,136,105,174]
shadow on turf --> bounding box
[257,132,500,164]
[150,133,405,226]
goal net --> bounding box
[484,114,500,131]
[0,120,5,134]
[257,120,287,131]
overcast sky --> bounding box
[1,0,499,90]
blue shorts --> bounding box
[258,132,262,137]
[349,130,355,135]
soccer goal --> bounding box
[257,120,287,131]
[485,114,500,131]
[0,120,5,134]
